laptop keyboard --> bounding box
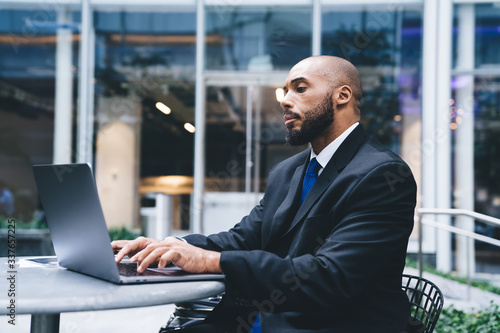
[117,262,143,276]
[117,262,183,277]
[117,262,169,276]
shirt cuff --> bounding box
[164,236,188,243]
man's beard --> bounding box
[284,93,334,146]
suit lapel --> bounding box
[279,125,369,240]
[281,159,339,238]
[263,154,308,249]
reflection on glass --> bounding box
[452,3,500,271]
[275,88,285,103]
[322,6,422,155]
[205,7,312,71]
[156,102,171,115]
[94,11,196,178]
[474,4,500,67]
[0,9,78,229]
[184,122,195,133]
[93,11,196,231]
[470,76,500,229]
[205,85,306,193]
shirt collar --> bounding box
[310,122,359,170]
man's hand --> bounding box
[112,236,159,263]
[112,236,222,274]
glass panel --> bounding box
[452,3,500,274]
[474,4,500,68]
[93,11,196,233]
[473,76,500,218]
[452,75,500,274]
[205,85,248,193]
[203,83,308,234]
[202,4,423,234]
[205,85,307,193]
[205,6,312,71]
[0,9,79,235]
[322,6,423,155]
[321,5,423,241]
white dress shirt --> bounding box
[310,122,359,176]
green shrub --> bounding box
[436,302,500,333]
[108,226,140,241]
[2,217,139,241]
[0,216,48,229]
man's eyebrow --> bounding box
[283,77,308,90]
[291,77,307,85]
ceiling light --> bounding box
[275,88,284,103]
[155,102,171,115]
[184,123,195,133]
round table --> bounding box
[0,257,225,333]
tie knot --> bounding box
[306,158,321,175]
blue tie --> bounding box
[250,314,261,333]
[301,158,321,204]
[249,159,320,333]
[250,158,321,333]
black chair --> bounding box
[159,294,223,332]
[160,275,445,332]
[402,274,444,333]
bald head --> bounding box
[294,56,363,104]
[281,56,362,151]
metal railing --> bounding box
[416,208,500,294]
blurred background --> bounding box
[0,0,499,283]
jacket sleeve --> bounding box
[182,162,286,252]
[217,161,416,312]
[182,197,265,252]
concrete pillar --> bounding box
[192,0,206,234]
[312,0,321,56]
[155,194,173,240]
[245,85,254,193]
[435,0,453,273]
[455,4,476,277]
[421,0,439,256]
[53,8,73,164]
[77,0,95,164]
[95,95,141,229]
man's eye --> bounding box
[296,87,306,93]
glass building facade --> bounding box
[0,0,499,277]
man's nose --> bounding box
[280,93,293,111]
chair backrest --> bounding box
[402,274,444,333]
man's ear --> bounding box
[335,85,352,106]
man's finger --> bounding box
[115,241,138,262]
[137,248,162,273]
[130,242,155,263]
[111,240,128,249]
[157,251,176,269]
[115,246,130,263]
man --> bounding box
[113,56,417,332]
[0,180,14,216]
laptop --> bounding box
[32,163,225,284]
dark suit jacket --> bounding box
[184,125,417,333]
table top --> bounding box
[0,257,225,315]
